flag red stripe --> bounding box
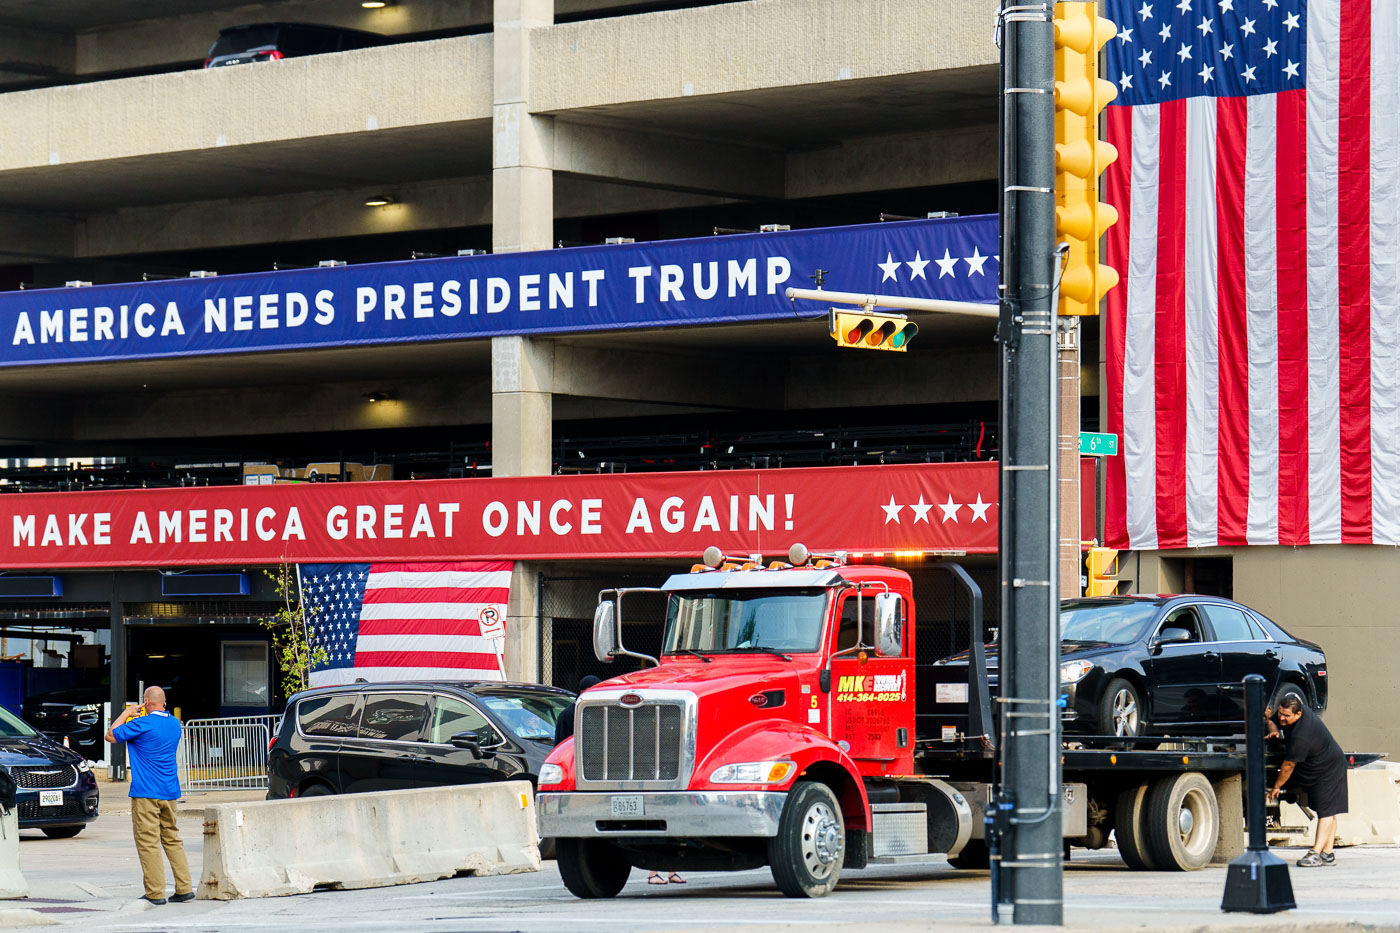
[353,650,500,669]
[1105,104,1133,550]
[363,587,509,604]
[1339,0,1374,542]
[1276,88,1310,546]
[1215,95,1250,545]
[1154,98,1189,549]
[369,561,515,574]
[358,618,485,636]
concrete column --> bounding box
[492,0,555,683]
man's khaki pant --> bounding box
[131,797,192,900]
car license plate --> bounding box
[610,795,643,818]
[39,791,62,807]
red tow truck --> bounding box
[536,544,1363,898]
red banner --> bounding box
[0,463,1022,569]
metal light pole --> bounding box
[993,1,1062,924]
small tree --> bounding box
[260,563,328,699]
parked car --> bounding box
[267,681,576,799]
[204,23,385,68]
[21,686,106,762]
[932,595,1327,741]
[0,707,98,837]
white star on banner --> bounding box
[969,494,992,523]
[1240,17,1256,36]
[881,496,903,524]
[1158,22,1171,40]
[1177,43,1192,61]
[905,251,930,280]
[1241,64,1256,83]
[1220,42,1234,60]
[1197,17,1213,35]
[1263,38,1278,58]
[910,496,933,524]
[1120,71,1134,90]
[1158,71,1172,88]
[1283,11,1299,31]
[878,253,901,282]
[964,246,990,276]
[1139,48,1153,67]
[1119,27,1134,44]
[1175,0,1190,13]
[1217,0,1233,11]
[1282,59,1299,79]
[1198,63,1214,82]
[1139,2,1153,20]
[935,248,959,278]
[938,495,962,524]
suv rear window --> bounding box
[358,693,430,742]
[297,694,359,737]
[209,26,282,57]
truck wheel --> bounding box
[1113,784,1158,871]
[768,781,845,898]
[557,838,631,898]
[947,838,990,869]
[1143,773,1219,871]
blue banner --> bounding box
[0,215,997,367]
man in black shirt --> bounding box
[1266,694,1348,866]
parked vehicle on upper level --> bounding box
[932,595,1328,741]
[0,707,98,837]
[266,680,575,799]
[204,23,385,68]
[21,686,107,762]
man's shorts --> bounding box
[1300,778,1349,818]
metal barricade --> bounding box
[177,715,281,792]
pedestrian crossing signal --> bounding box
[829,310,918,352]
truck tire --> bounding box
[768,781,845,898]
[1113,783,1158,871]
[1143,772,1219,871]
[557,838,632,899]
[947,838,991,870]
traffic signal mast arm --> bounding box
[784,286,999,319]
[785,286,997,352]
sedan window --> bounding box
[1158,606,1204,641]
[477,692,573,742]
[1059,600,1160,645]
[297,694,359,737]
[1201,605,1259,641]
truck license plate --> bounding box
[39,791,62,807]
[610,795,643,818]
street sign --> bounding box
[1079,432,1118,457]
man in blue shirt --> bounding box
[105,686,193,905]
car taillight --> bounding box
[268,735,278,751]
[203,58,213,68]
[256,50,284,60]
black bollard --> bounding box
[1221,674,1295,913]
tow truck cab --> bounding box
[536,546,976,899]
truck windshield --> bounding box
[663,589,829,655]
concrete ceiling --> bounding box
[0,1,253,30]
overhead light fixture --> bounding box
[364,194,394,207]
[361,1,392,8]
[364,391,395,403]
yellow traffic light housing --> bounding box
[1054,2,1120,316]
[1085,546,1121,597]
[829,310,918,352]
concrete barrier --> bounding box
[0,808,26,899]
[198,781,540,900]
[1267,764,1400,848]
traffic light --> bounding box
[1085,547,1121,597]
[1054,1,1120,316]
[829,310,918,352]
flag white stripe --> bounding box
[1372,1,1400,546]
[1124,103,1161,551]
[1306,1,1342,543]
[1184,96,1220,547]
[311,667,505,688]
[359,601,505,621]
[354,634,495,654]
[366,570,513,590]
[1244,94,1281,545]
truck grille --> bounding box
[579,702,684,784]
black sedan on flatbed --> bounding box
[932,595,1327,742]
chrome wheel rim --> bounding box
[801,801,842,880]
[1177,786,1216,861]
[1112,689,1139,736]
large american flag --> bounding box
[302,561,513,686]
[1103,0,1400,548]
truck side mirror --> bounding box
[593,600,619,662]
[874,593,904,657]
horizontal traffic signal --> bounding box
[829,311,918,352]
[1084,546,1122,597]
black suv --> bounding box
[205,23,384,68]
[21,686,106,761]
[267,681,574,799]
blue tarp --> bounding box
[0,215,998,367]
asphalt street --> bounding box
[5,804,1400,933]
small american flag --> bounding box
[302,561,513,686]
[1103,0,1400,548]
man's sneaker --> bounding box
[1296,851,1325,867]
[1319,852,1336,865]
[170,892,196,903]
[140,896,167,906]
